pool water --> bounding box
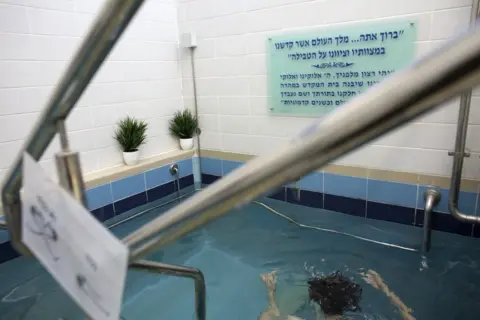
[1,196,480,319]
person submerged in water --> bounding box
[259,269,415,320]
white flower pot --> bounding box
[180,138,194,150]
[123,150,140,166]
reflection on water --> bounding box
[1,197,480,319]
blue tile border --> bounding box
[201,158,223,176]
[199,157,480,237]
[114,192,148,215]
[267,187,286,201]
[177,158,193,178]
[199,173,478,239]
[147,181,176,202]
[287,188,323,209]
[367,201,415,225]
[324,194,366,217]
[416,210,474,236]
[1,172,196,264]
[92,204,115,222]
[0,241,20,264]
[179,175,195,189]
[111,173,146,201]
[145,165,172,189]
[222,160,243,175]
[3,150,478,264]
[295,172,323,193]
[367,179,418,208]
[417,186,477,214]
[202,173,221,184]
[86,184,113,211]
[324,173,367,200]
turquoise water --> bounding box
[1,196,480,319]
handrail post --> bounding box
[130,259,206,320]
[55,119,87,205]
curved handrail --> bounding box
[422,189,441,252]
[448,91,480,224]
[448,0,480,224]
[131,260,206,320]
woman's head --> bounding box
[308,271,362,316]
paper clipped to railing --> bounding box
[21,153,128,320]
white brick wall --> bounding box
[179,0,480,179]
[0,0,182,182]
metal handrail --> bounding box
[448,0,480,224]
[2,0,480,283]
[1,0,147,255]
[422,189,441,253]
[131,260,206,320]
[124,26,480,260]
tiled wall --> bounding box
[201,154,480,237]
[0,157,194,263]
[85,158,193,221]
[0,0,182,182]
[179,0,480,180]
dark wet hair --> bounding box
[308,271,362,316]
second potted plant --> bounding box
[169,109,198,150]
[114,116,148,166]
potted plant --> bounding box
[114,116,148,166]
[169,109,198,150]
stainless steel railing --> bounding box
[422,189,441,253]
[131,260,206,320]
[448,0,480,224]
[2,1,480,317]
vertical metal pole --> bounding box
[448,0,480,223]
[189,47,203,186]
[55,120,87,206]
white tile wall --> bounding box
[0,0,182,178]
[179,0,480,179]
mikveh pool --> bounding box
[1,194,480,319]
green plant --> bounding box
[114,116,148,152]
[169,109,198,139]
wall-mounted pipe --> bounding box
[422,189,441,253]
[448,0,480,224]
[189,47,203,185]
[55,120,86,206]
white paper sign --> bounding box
[21,153,128,320]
